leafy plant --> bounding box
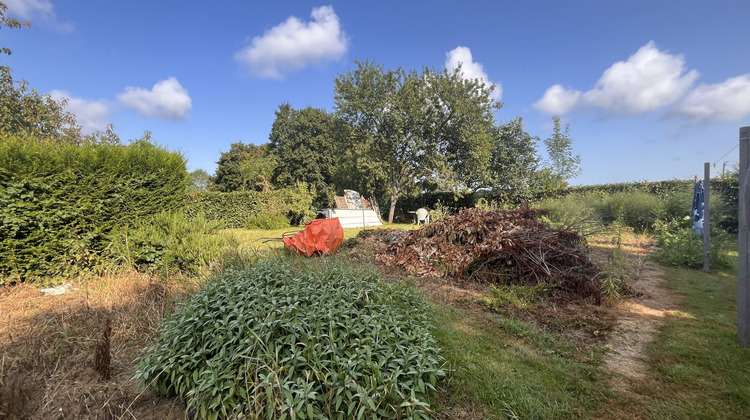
[110,211,239,277]
[244,212,290,230]
[652,219,731,269]
[136,260,445,419]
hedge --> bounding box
[0,135,188,281]
[185,184,315,228]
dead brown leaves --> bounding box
[376,207,602,304]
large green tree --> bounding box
[486,117,541,204]
[213,142,277,192]
[334,61,498,222]
[269,104,339,207]
[543,115,581,190]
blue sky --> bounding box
[3,0,750,185]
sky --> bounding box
[2,0,750,186]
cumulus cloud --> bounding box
[674,74,750,122]
[444,46,501,101]
[117,77,192,121]
[4,0,74,33]
[234,5,349,79]
[534,41,699,115]
[49,90,110,134]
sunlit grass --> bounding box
[223,222,417,251]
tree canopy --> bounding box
[212,142,277,192]
[269,104,340,207]
[334,61,499,222]
[544,115,581,190]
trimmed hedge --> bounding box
[0,135,188,281]
[185,184,315,228]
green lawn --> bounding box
[223,222,416,250]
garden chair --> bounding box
[416,207,430,226]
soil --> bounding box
[602,260,680,395]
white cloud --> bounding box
[117,77,192,121]
[234,5,349,79]
[4,0,74,33]
[444,46,501,101]
[674,74,750,122]
[534,85,581,115]
[534,41,699,115]
[49,90,110,134]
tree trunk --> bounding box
[388,187,400,223]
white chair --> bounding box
[416,208,430,226]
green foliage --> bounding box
[110,211,235,276]
[185,183,315,228]
[269,104,340,208]
[136,260,444,419]
[244,212,290,230]
[334,60,499,222]
[652,219,731,269]
[188,169,212,192]
[0,135,188,281]
[486,117,541,204]
[534,193,603,236]
[213,142,277,192]
[543,116,580,189]
[598,191,666,232]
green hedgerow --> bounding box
[135,260,444,419]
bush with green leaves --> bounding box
[136,260,444,419]
[185,182,315,228]
[533,193,604,236]
[243,212,290,230]
[110,211,242,276]
[652,219,731,269]
[0,135,187,281]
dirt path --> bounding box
[603,260,679,395]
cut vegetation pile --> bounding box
[376,208,602,303]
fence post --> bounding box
[739,126,750,346]
[704,162,710,271]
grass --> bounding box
[633,259,750,419]
[429,305,610,419]
[224,222,416,250]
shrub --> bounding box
[652,220,731,269]
[136,260,444,419]
[110,211,237,277]
[244,212,290,230]
[534,193,603,236]
[0,135,187,281]
[185,182,315,228]
[597,191,665,232]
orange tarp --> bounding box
[283,218,344,257]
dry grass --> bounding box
[0,271,195,419]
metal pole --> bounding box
[704,162,711,271]
[739,126,750,346]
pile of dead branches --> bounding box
[376,207,602,303]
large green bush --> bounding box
[185,182,315,228]
[0,135,187,281]
[136,260,444,419]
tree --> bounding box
[334,61,498,222]
[486,117,541,204]
[213,142,277,192]
[188,169,212,192]
[0,2,81,142]
[269,104,338,207]
[543,116,581,190]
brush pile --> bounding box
[376,207,602,303]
